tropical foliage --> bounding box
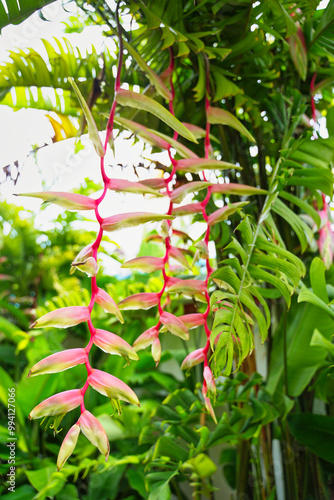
[2,0,334,499]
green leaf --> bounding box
[298,288,334,318]
[213,73,242,101]
[146,470,179,500]
[0,0,56,31]
[310,257,328,303]
[279,191,321,228]
[181,454,217,478]
[288,413,334,463]
[123,40,172,101]
[115,89,197,143]
[207,106,255,142]
[267,298,334,397]
[272,198,312,253]
[68,77,104,157]
[310,329,334,356]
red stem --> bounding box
[80,2,123,412]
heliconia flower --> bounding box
[151,337,161,366]
[176,158,238,173]
[28,348,87,377]
[121,256,164,273]
[179,314,206,329]
[78,410,110,461]
[15,191,97,211]
[70,244,94,275]
[210,183,266,196]
[101,212,173,232]
[172,203,203,216]
[57,423,80,470]
[118,292,159,311]
[160,311,189,340]
[172,229,193,242]
[71,257,98,277]
[29,389,83,419]
[160,219,171,239]
[167,279,207,296]
[133,326,159,351]
[202,386,217,424]
[95,288,124,323]
[207,202,248,226]
[88,369,140,406]
[169,246,192,270]
[140,178,166,189]
[181,348,205,370]
[170,181,212,204]
[30,306,90,329]
[203,366,216,395]
[107,178,162,196]
[93,329,139,360]
[194,241,209,259]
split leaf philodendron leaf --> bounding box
[170,181,212,203]
[102,212,174,232]
[207,106,256,142]
[15,192,97,211]
[115,89,197,143]
[108,178,162,196]
[68,77,105,157]
[176,158,241,173]
[123,39,172,101]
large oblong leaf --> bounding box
[115,89,197,143]
[69,77,105,157]
[288,413,334,463]
[207,106,255,142]
[102,212,173,232]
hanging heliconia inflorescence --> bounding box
[22,3,263,467]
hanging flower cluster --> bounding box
[23,8,259,467]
